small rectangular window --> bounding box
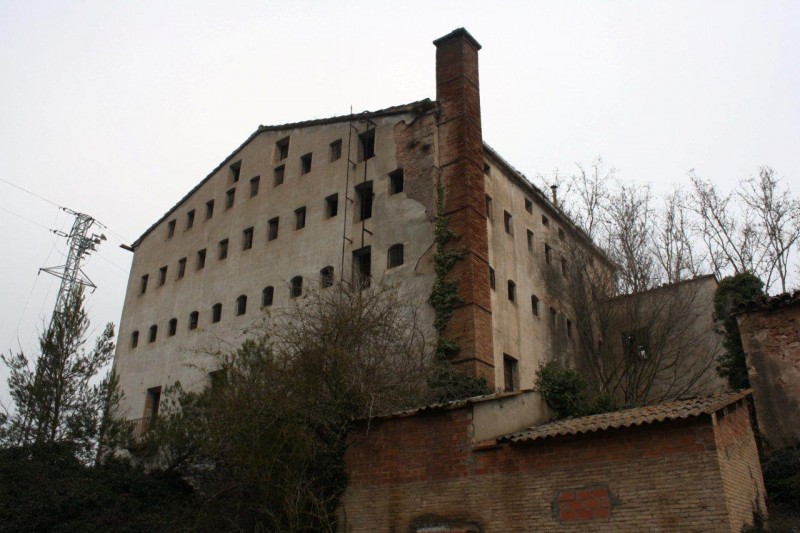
[531,295,540,316]
[387,244,404,268]
[489,267,496,290]
[329,139,342,161]
[295,207,306,230]
[226,188,235,209]
[507,280,517,302]
[504,211,513,235]
[149,325,157,343]
[145,387,161,427]
[561,256,568,277]
[167,219,176,239]
[131,331,139,348]
[206,200,215,220]
[186,210,195,229]
[358,129,375,161]
[168,318,177,337]
[218,239,229,260]
[389,169,404,195]
[300,153,312,175]
[197,249,206,270]
[485,195,493,219]
[189,311,198,330]
[275,137,290,162]
[503,354,519,392]
[230,161,241,183]
[268,217,279,241]
[250,176,260,197]
[355,181,373,221]
[353,246,372,287]
[212,303,222,323]
[549,307,557,328]
[483,162,491,174]
[159,266,167,286]
[262,286,274,307]
[325,194,338,218]
[525,198,533,213]
[545,243,552,265]
[542,215,550,226]
[243,227,254,250]
[527,230,534,251]
[274,165,285,186]
[140,274,149,295]
[177,257,187,279]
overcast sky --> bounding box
[1,1,798,402]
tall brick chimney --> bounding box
[433,28,495,388]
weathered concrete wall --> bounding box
[737,299,800,448]
[340,398,763,532]
[113,112,438,420]
[471,391,549,442]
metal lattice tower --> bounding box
[39,208,106,320]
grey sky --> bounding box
[1,1,798,401]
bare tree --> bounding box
[654,188,702,283]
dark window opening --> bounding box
[525,198,533,213]
[212,303,222,323]
[561,256,568,277]
[325,194,338,218]
[206,200,214,220]
[290,276,303,298]
[159,266,167,286]
[167,219,176,239]
[527,230,534,251]
[484,162,491,174]
[567,319,573,339]
[230,161,241,183]
[140,274,149,295]
[549,307,557,328]
[177,258,186,279]
[387,244,404,269]
[542,215,550,226]
[389,169,404,195]
[218,239,229,260]
[131,331,139,348]
[320,266,334,288]
[358,129,375,161]
[168,318,177,337]
[148,325,157,343]
[489,267,496,290]
[250,176,260,197]
[268,217,279,241]
[189,311,198,330]
[485,195,493,219]
[355,181,373,221]
[145,386,161,428]
[300,153,312,175]
[243,227,254,250]
[329,139,342,162]
[353,246,371,287]
[503,354,519,392]
[274,165,285,186]
[623,329,651,360]
[186,210,195,229]
[295,207,306,230]
[197,249,206,270]
[262,286,274,307]
[507,280,516,302]
[236,295,247,316]
[275,137,290,162]
[504,211,513,235]
[209,369,227,394]
[559,228,566,241]
[531,295,540,316]
[226,188,235,209]
[545,243,552,265]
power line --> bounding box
[0,177,61,209]
[0,205,52,231]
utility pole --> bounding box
[39,207,106,321]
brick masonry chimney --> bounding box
[433,28,495,388]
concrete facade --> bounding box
[736,292,800,448]
[112,28,611,422]
[341,391,766,532]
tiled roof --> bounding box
[499,390,751,443]
[733,291,800,316]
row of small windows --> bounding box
[138,244,404,298]
[486,194,566,239]
[488,267,572,337]
[165,168,404,242]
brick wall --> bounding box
[340,402,763,532]
[737,303,800,448]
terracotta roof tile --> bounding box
[499,390,751,443]
[733,291,800,316]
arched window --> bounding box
[148,325,158,343]
[168,318,177,336]
[262,286,274,307]
[212,303,222,323]
[387,244,404,268]
[236,295,247,316]
[320,266,334,288]
[290,276,303,298]
[507,280,516,302]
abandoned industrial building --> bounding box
[113,28,621,423]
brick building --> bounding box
[113,28,614,424]
[341,390,765,532]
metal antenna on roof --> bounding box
[39,207,106,324]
